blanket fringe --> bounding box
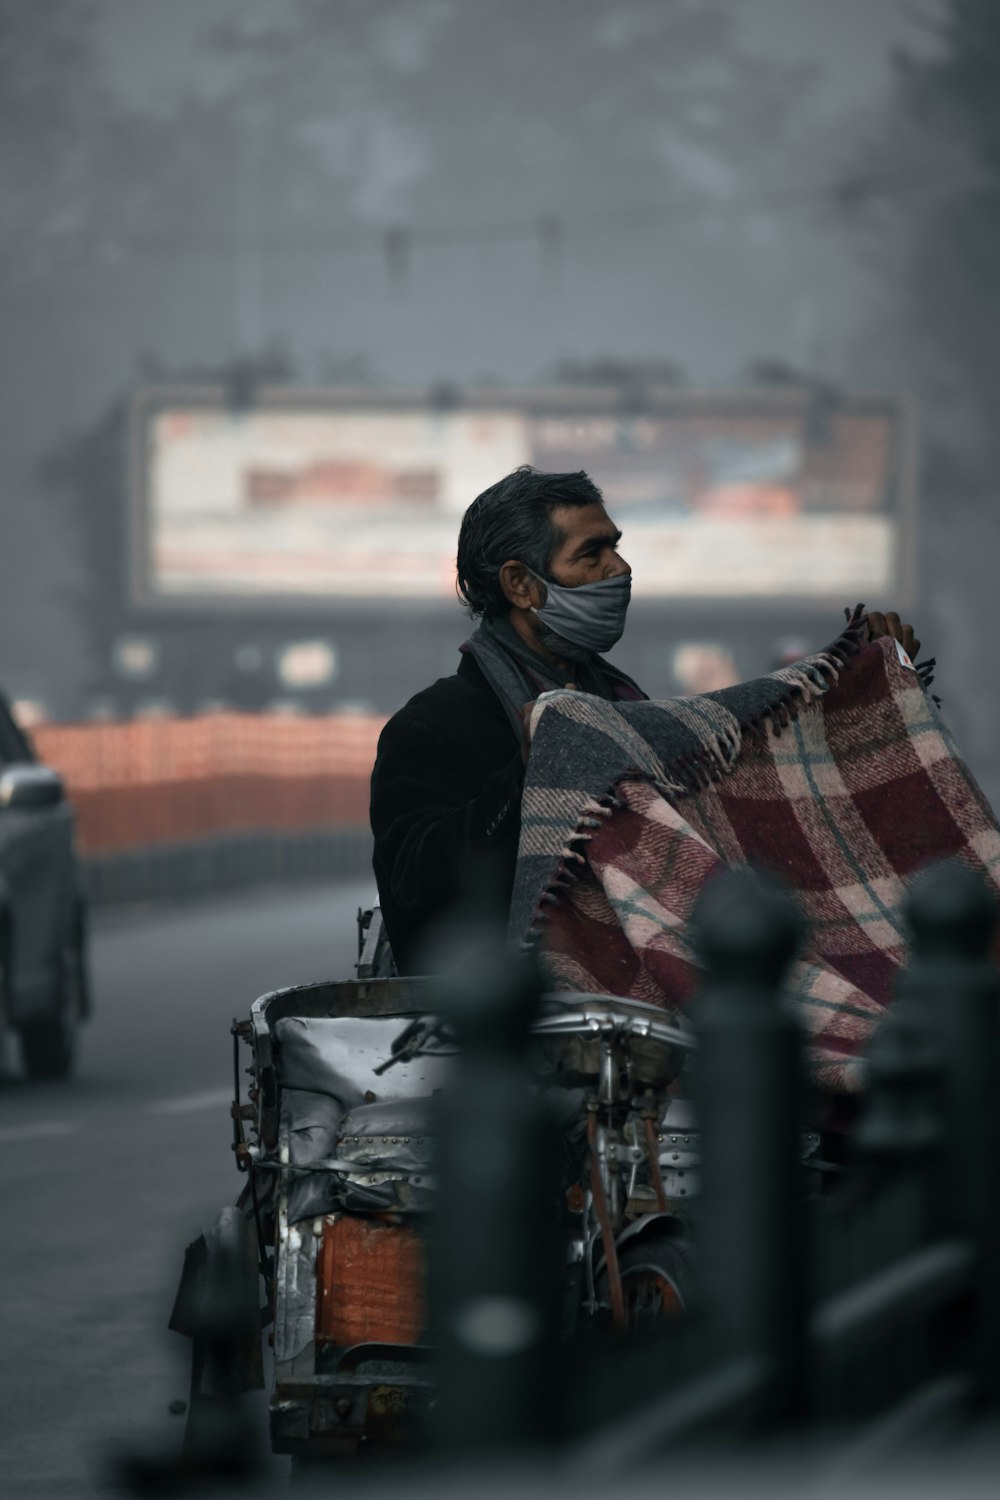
[524,604,872,949]
[668,604,870,791]
[523,792,621,946]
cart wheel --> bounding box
[598,1231,695,1333]
[182,1207,264,1471]
[18,926,85,1079]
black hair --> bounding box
[456,465,605,619]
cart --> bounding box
[170,962,699,1462]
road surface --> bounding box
[0,875,376,1496]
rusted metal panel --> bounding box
[316,1215,425,1347]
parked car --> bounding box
[0,691,90,1077]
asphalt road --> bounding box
[0,874,377,1497]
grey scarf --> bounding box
[463,614,646,739]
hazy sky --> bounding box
[80,0,946,393]
[0,0,956,714]
[97,0,942,119]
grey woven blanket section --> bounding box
[508,647,852,945]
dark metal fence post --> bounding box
[906,859,1000,1407]
[694,867,806,1427]
[852,873,947,1190]
[840,889,947,1421]
[430,933,563,1456]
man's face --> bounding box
[545,503,631,587]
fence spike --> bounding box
[693,866,807,1428]
[429,915,563,1455]
[907,859,1000,1407]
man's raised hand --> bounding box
[866,609,921,663]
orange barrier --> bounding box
[32,712,387,856]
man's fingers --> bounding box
[868,608,922,661]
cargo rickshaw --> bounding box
[170,908,700,1463]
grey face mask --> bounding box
[530,570,632,656]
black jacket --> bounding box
[370,653,525,973]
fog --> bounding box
[7,5,1000,1491]
[8,1,997,801]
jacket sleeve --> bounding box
[370,706,524,943]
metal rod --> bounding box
[567,1354,766,1473]
[823,1373,970,1475]
[588,1112,626,1334]
[645,1114,669,1214]
[811,1239,974,1366]
[230,1020,242,1154]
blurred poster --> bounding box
[138,395,906,603]
[146,408,530,600]
[532,408,898,600]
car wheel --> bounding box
[18,930,85,1080]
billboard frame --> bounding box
[127,383,918,618]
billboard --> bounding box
[130,388,914,608]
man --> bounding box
[369,465,920,973]
[370,466,639,972]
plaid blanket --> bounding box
[514,635,1000,1099]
